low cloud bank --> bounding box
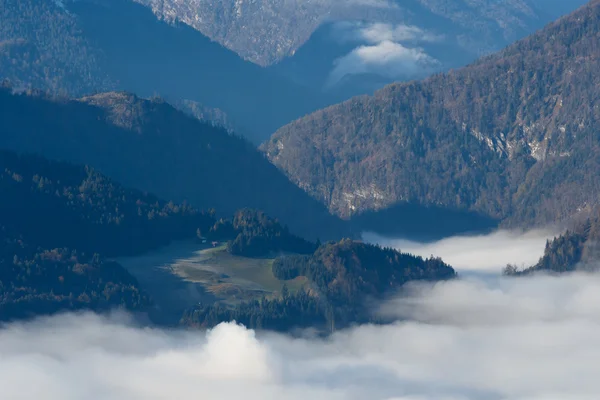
[333,21,442,45]
[327,21,442,86]
[328,40,439,86]
[363,229,556,274]
[3,272,600,399]
[343,0,395,9]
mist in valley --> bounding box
[363,229,558,275]
[3,272,600,399]
[2,229,599,399]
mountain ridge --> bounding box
[133,0,587,99]
[135,0,585,66]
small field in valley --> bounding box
[171,244,307,305]
[117,240,308,323]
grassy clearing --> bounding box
[170,243,308,305]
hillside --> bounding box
[0,0,329,142]
[264,0,600,228]
[181,239,456,332]
[0,149,215,320]
[0,145,456,331]
[0,240,149,321]
[0,87,347,241]
[507,210,600,275]
[0,149,214,257]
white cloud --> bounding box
[333,21,442,45]
[363,229,556,274]
[327,21,443,86]
[4,272,600,399]
[380,273,600,326]
[358,23,443,44]
[327,40,439,86]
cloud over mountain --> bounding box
[327,21,442,85]
[328,40,439,86]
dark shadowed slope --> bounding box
[0,149,214,258]
[264,0,600,229]
[0,149,198,320]
[0,88,347,240]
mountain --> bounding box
[135,0,587,97]
[263,1,600,229]
[0,0,329,142]
[0,86,347,240]
[135,0,332,67]
[2,0,586,139]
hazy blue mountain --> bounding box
[0,0,331,142]
[135,0,588,98]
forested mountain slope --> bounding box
[0,149,209,320]
[0,87,347,240]
[0,0,112,95]
[0,149,214,257]
[264,0,600,228]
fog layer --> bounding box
[3,271,600,399]
[363,229,556,274]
